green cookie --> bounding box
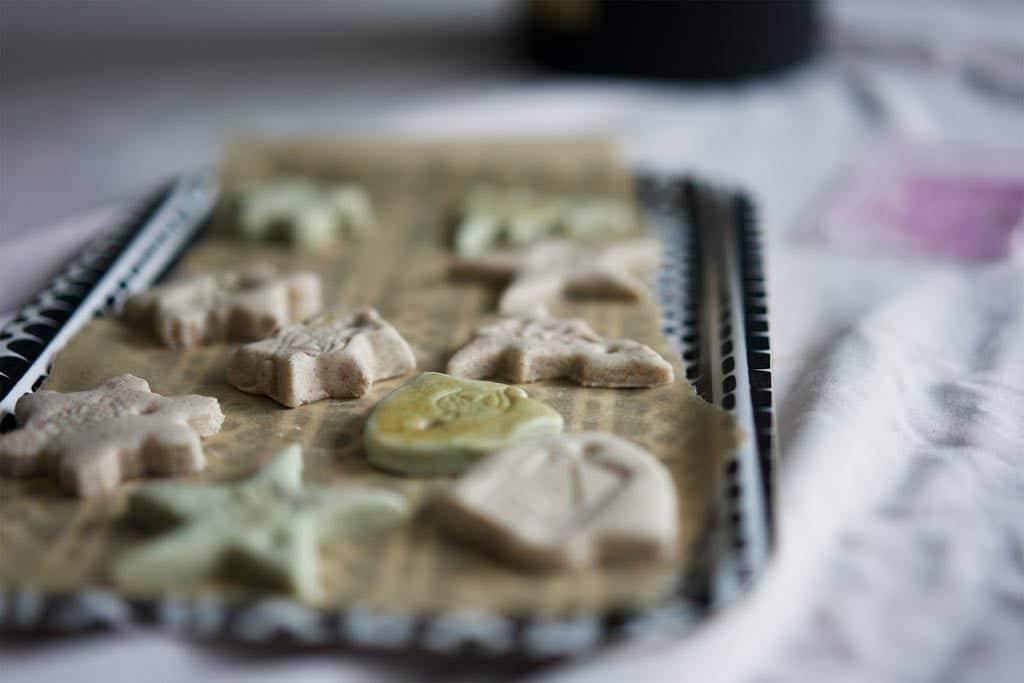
[113,444,408,602]
[364,372,564,476]
[231,179,375,249]
[453,185,634,255]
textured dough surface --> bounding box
[364,372,565,475]
[434,433,679,571]
[227,308,416,407]
[448,316,674,387]
[123,263,322,347]
[0,374,223,497]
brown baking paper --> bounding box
[0,137,740,617]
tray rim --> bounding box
[0,170,776,659]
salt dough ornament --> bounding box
[114,444,408,602]
[448,316,674,387]
[454,185,634,255]
[560,196,635,240]
[434,432,678,571]
[456,185,560,256]
[230,178,375,249]
[0,374,223,497]
[364,372,564,476]
[227,308,416,407]
[450,238,661,316]
[123,264,322,348]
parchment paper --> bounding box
[0,137,740,617]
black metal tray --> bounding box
[0,171,776,658]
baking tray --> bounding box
[0,170,776,657]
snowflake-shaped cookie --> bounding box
[123,264,322,348]
[227,308,416,407]
[447,316,674,387]
[0,374,224,497]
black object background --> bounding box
[524,0,820,81]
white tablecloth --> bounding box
[2,3,1022,681]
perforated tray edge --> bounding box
[0,171,776,659]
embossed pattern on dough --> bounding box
[448,316,674,387]
[364,372,564,476]
[0,374,223,497]
[227,308,417,407]
[434,432,679,571]
[123,263,322,348]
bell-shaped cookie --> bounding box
[364,372,564,476]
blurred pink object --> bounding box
[821,143,1024,261]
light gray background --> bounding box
[1,0,521,237]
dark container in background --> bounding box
[523,0,821,81]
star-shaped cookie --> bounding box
[450,238,661,316]
[434,432,678,571]
[113,444,409,602]
[447,316,674,387]
[227,308,417,407]
[229,178,375,248]
[0,375,224,497]
[123,264,323,348]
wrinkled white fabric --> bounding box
[533,261,1024,683]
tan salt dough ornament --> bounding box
[123,263,322,348]
[364,372,564,476]
[227,308,417,407]
[114,444,409,602]
[450,238,661,316]
[434,432,679,571]
[448,316,674,387]
[230,178,375,249]
[0,374,223,497]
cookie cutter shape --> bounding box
[433,433,678,571]
[448,316,674,388]
[123,264,323,348]
[0,374,224,497]
[450,238,661,316]
[364,372,564,476]
[227,308,417,408]
[230,178,375,249]
[455,185,634,255]
[113,444,409,602]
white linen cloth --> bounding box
[1,4,1022,682]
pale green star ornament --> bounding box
[113,444,408,602]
